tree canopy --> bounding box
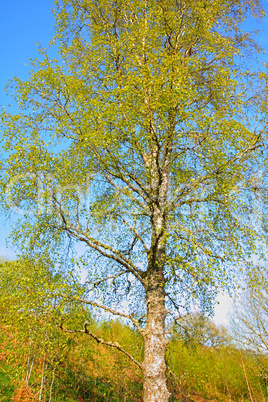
[1,0,268,400]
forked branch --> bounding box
[58,321,143,370]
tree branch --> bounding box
[67,295,144,334]
[66,225,145,282]
[51,196,145,283]
[171,128,266,208]
[117,214,150,254]
[58,321,143,370]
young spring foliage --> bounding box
[1,0,268,400]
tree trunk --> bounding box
[143,272,170,402]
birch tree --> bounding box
[231,269,268,354]
[1,0,268,400]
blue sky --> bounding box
[0,1,55,257]
[0,0,55,94]
[0,0,268,323]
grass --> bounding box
[0,366,14,401]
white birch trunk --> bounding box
[143,272,170,401]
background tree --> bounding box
[171,312,229,349]
[1,0,268,400]
[231,268,268,354]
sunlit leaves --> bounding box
[1,0,268,319]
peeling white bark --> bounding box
[142,142,171,401]
[143,274,170,402]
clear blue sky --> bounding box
[0,0,55,94]
[0,0,267,323]
[0,0,55,257]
